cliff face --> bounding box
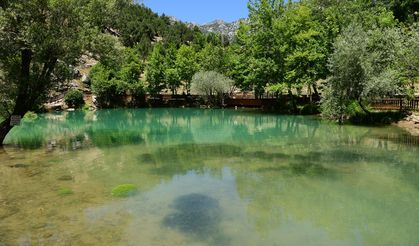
[168,16,244,41]
[199,19,244,41]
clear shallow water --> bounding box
[1,108,419,246]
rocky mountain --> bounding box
[199,19,245,41]
[168,16,244,41]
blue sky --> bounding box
[141,0,249,24]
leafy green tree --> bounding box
[165,68,181,95]
[0,0,119,145]
[175,45,199,94]
[146,44,167,95]
[269,3,329,102]
[91,48,145,107]
[321,24,411,122]
[198,44,227,73]
[237,0,285,96]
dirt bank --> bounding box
[394,113,419,136]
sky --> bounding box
[141,0,249,24]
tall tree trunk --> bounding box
[288,89,297,113]
[312,84,320,99]
[358,100,371,115]
[0,118,13,146]
[0,49,32,145]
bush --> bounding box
[64,90,84,108]
[23,111,38,122]
[191,71,234,106]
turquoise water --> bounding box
[1,108,418,245]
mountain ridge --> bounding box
[168,16,244,41]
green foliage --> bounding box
[91,48,145,107]
[23,111,38,122]
[198,44,227,73]
[191,71,234,106]
[111,184,138,198]
[146,44,167,95]
[64,90,84,108]
[274,4,328,92]
[175,45,199,93]
[165,68,181,95]
[321,24,414,121]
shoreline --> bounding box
[394,113,419,136]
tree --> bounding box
[0,0,119,145]
[146,44,167,95]
[175,45,199,94]
[198,44,227,73]
[321,24,411,122]
[191,71,234,106]
[237,0,285,97]
[273,3,328,99]
[165,68,181,95]
[91,47,145,107]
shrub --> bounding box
[23,111,38,122]
[64,90,84,108]
[191,71,234,106]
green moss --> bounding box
[23,111,38,122]
[58,188,74,196]
[111,184,138,198]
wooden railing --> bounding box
[371,98,419,111]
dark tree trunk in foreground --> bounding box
[0,49,34,146]
[0,118,13,145]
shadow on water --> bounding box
[242,151,288,161]
[163,193,228,244]
[88,129,144,147]
[154,144,242,162]
[141,144,242,176]
[257,161,334,177]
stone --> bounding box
[57,175,73,181]
[9,164,29,168]
[81,74,90,84]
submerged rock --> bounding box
[57,175,74,181]
[9,164,29,169]
[163,193,222,239]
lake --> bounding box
[1,108,418,245]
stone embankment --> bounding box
[396,113,419,136]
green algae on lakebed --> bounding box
[111,184,138,197]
